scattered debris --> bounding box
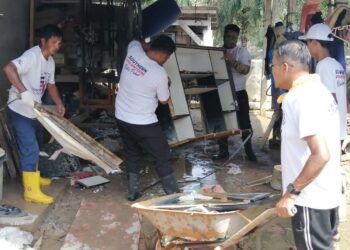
[178,192,213,202]
[245,175,272,188]
[200,184,226,193]
[77,176,110,188]
[227,163,242,175]
[39,142,80,178]
[0,205,37,226]
[0,227,33,249]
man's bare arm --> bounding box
[223,52,250,75]
[276,134,329,217]
[292,134,330,191]
[47,84,65,117]
[3,63,26,92]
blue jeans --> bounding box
[7,108,43,172]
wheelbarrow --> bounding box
[132,193,279,250]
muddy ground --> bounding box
[35,109,350,250]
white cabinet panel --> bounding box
[217,81,236,111]
[209,50,229,80]
[176,48,212,72]
[223,112,238,130]
[173,116,195,141]
[164,54,189,116]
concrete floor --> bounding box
[0,110,349,250]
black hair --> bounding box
[319,40,331,49]
[224,24,240,35]
[275,21,284,28]
[39,24,63,40]
[150,35,176,55]
[311,12,324,25]
[274,40,311,69]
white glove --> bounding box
[20,90,34,108]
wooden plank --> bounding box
[34,106,123,174]
[184,87,217,95]
[0,111,20,178]
[170,129,242,148]
[0,123,17,178]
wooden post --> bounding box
[260,0,273,114]
[29,0,34,47]
[287,0,297,27]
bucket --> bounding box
[270,165,282,191]
[0,148,5,201]
[142,0,181,38]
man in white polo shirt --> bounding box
[115,35,179,201]
[272,40,341,249]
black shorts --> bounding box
[291,205,338,250]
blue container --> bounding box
[142,0,181,38]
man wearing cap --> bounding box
[300,23,346,146]
[299,22,346,242]
[273,40,342,250]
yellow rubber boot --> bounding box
[23,171,54,205]
[37,171,52,186]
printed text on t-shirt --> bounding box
[125,56,148,77]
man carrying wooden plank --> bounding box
[273,40,341,249]
[3,24,65,205]
[115,35,179,201]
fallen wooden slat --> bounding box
[0,110,20,178]
[170,129,243,148]
[34,105,123,174]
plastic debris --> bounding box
[0,227,33,249]
[227,163,242,175]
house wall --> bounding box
[0,1,29,105]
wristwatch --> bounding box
[286,183,301,196]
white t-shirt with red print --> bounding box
[115,41,170,125]
[316,57,347,140]
[8,46,55,118]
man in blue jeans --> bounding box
[3,24,65,205]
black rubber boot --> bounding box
[160,173,180,194]
[244,140,257,162]
[212,138,229,160]
[127,173,142,201]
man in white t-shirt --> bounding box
[299,23,347,144]
[212,24,256,161]
[299,23,346,240]
[272,40,341,249]
[3,24,65,205]
[115,35,179,201]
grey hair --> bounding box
[274,40,311,68]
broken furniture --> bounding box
[161,45,238,144]
[34,105,123,174]
[132,193,278,249]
